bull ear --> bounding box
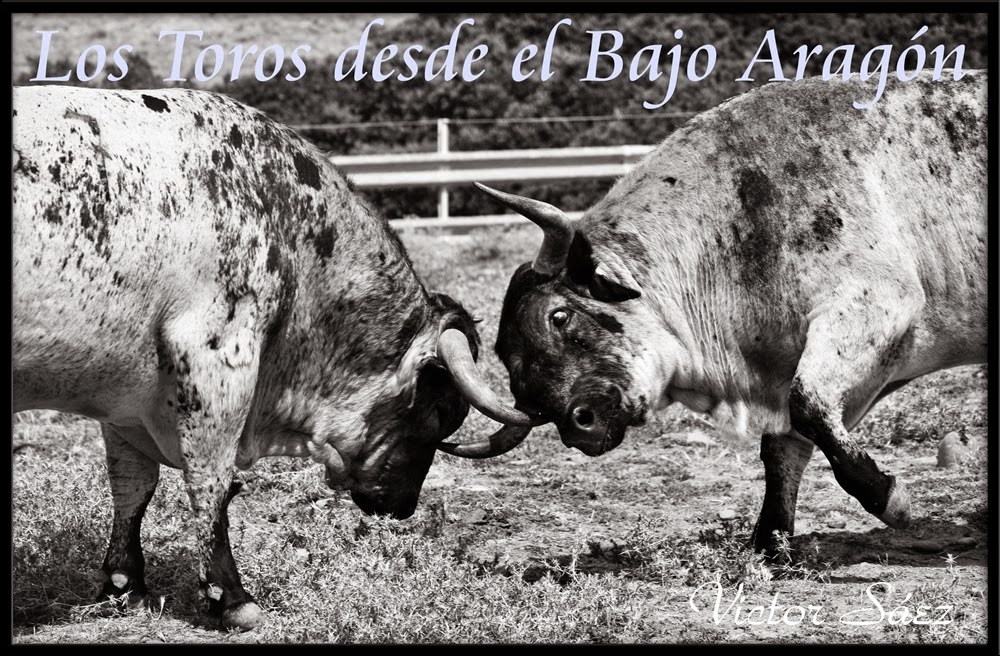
[566,233,642,303]
[592,261,642,302]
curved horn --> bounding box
[438,328,533,427]
[437,424,532,459]
[473,182,575,275]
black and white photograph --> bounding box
[9,5,995,644]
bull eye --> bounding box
[550,309,569,328]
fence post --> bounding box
[437,118,450,220]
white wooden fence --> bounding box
[322,118,658,230]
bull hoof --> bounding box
[876,477,911,529]
[97,571,148,614]
[222,602,265,631]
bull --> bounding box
[458,71,987,554]
[12,86,530,630]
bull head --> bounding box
[431,183,582,459]
[438,183,648,459]
[438,183,651,461]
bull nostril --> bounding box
[572,406,595,428]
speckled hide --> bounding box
[13,86,479,630]
[492,71,987,554]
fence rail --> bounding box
[331,144,655,188]
[328,139,655,228]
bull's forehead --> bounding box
[497,264,627,360]
[497,264,558,350]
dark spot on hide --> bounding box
[593,312,624,334]
[205,169,219,197]
[311,224,337,260]
[736,168,777,219]
[293,152,322,190]
[194,113,204,127]
[48,163,61,183]
[663,176,677,185]
[943,120,959,151]
[176,383,203,414]
[63,109,100,136]
[731,167,782,288]
[266,244,281,273]
[43,204,62,225]
[207,335,220,350]
[941,104,980,155]
[229,124,244,148]
[920,97,935,118]
[811,204,843,247]
[141,95,170,113]
[13,151,39,179]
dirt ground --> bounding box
[11,226,989,644]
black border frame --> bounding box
[4,2,996,648]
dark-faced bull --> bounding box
[12,86,529,630]
[464,71,987,554]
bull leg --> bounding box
[164,308,266,631]
[751,433,814,555]
[99,424,159,606]
[789,289,921,530]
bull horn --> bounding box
[438,424,532,459]
[473,182,575,275]
[437,328,533,427]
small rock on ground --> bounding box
[460,509,489,525]
[686,431,717,447]
[937,432,965,468]
[826,515,847,529]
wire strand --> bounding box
[291,112,696,131]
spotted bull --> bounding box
[12,86,531,630]
[462,71,987,554]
